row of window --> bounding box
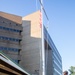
[53,52,62,67]
[0,26,22,33]
[0,36,21,42]
[53,51,62,64]
[53,60,62,74]
[44,27,62,61]
[0,46,19,52]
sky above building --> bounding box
[0,0,75,72]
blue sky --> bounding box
[0,0,75,72]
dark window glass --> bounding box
[0,26,2,29]
[6,28,9,30]
[0,26,21,33]
[0,46,19,52]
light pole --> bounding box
[41,0,45,75]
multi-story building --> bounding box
[0,11,62,75]
[21,11,62,75]
[44,27,62,75]
[0,11,22,63]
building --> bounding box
[0,11,22,64]
[21,11,62,75]
[0,11,62,75]
[21,11,42,75]
[44,27,62,75]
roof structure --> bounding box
[0,51,31,75]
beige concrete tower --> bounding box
[20,11,42,74]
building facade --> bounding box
[0,11,22,63]
[20,11,62,75]
[0,11,62,75]
[44,27,62,75]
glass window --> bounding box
[0,26,2,29]
[0,25,21,33]
[2,37,5,39]
[16,30,18,32]
[14,29,16,32]
[12,38,15,41]
[6,28,9,30]
[15,39,19,42]
[0,46,19,52]
[3,27,6,30]
[0,36,21,42]
[9,38,12,41]
[4,47,6,50]
[15,49,18,52]
[13,59,19,63]
[6,37,8,40]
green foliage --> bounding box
[69,66,75,75]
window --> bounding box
[0,46,19,52]
[0,26,21,33]
[13,59,20,63]
[3,27,6,30]
[0,26,2,29]
[5,37,8,40]
[2,36,5,39]
[6,28,9,30]
[16,30,19,32]
[0,26,21,32]
[0,36,21,42]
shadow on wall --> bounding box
[20,20,52,75]
[20,20,42,74]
